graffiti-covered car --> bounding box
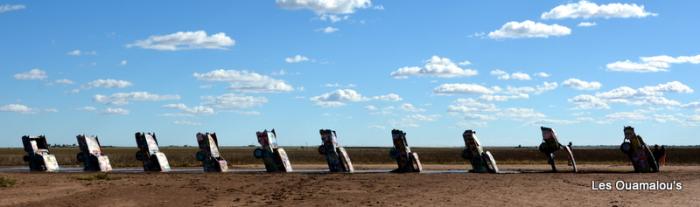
[135,132,171,172]
[254,129,293,172]
[22,135,60,172]
[389,129,422,173]
[195,132,229,172]
[76,135,112,172]
[538,127,577,172]
[620,126,659,173]
[461,130,498,173]
[318,129,354,173]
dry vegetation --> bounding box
[1,146,698,167]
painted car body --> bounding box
[135,132,171,172]
[620,126,659,173]
[76,135,112,172]
[254,129,293,172]
[538,127,577,172]
[22,135,60,172]
[318,129,354,173]
[461,130,498,173]
[389,129,422,173]
[195,132,229,172]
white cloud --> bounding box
[391,56,478,79]
[498,108,546,120]
[120,60,128,66]
[458,60,471,66]
[285,55,310,63]
[0,104,33,113]
[606,54,700,72]
[606,111,647,121]
[14,69,47,80]
[102,107,129,115]
[194,69,294,93]
[317,26,339,33]
[54,79,74,85]
[372,93,402,101]
[163,103,215,115]
[570,81,692,109]
[391,114,440,128]
[447,98,498,114]
[490,70,531,80]
[511,72,532,80]
[488,20,571,39]
[201,93,268,109]
[541,1,656,20]
[173,120,202,126]
[0,4,25,13]
[535,72,551,78]
[85,79,133,89]
[562,78,602,90]
[311,89,367,107]
[577,22,597,27]
[276,0,371,14]
[568,94,610,109]
[127,31,235,51]
[433,83,495,95]
[78,106,97,112]
[66,50,96,56]
[400,103,425,112]
[94,92,180,105]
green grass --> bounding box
[0,177,16,187]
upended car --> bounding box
[135,132,171,172]
[253,129,293,172]
[22,135,60,172]
[195,132,229,172]
[389,129,423,173]
[538,127,577,173]
[76,134,113,172]
[620,126,659,173]
[318,129,354,173]
[461,130,498,173]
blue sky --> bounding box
[2,1,700,147]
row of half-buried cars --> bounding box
[20,126,663,174]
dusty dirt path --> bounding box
[1,165,698,207]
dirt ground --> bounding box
[1,164,698,207]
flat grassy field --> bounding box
[2,146,698,167]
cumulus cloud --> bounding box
[194,69,294,93]
[488,20,571,39]
[433,83,495,95]
[173,120,202,126]
[0,4,25,13]
[577,22,597,27]
[447,98,498,114]
[391,56,478,79]
[14,69,47,80]
[201,93,268,109]
[317,26,339,33]
[605,111,647,121]
[562,78,602,90]
[400,103,425,112]
[606,54,700,73]
[534,72,551,78]
[102,107,129,115]
[435,82,557,102]
[66,50,97,56]
[310,89,367,107]
[276,0,371,14]
[85,79,132,89]
[490,70,531,80]
[569,81,692,109]
[127,31,235,51]
[285,55,310,63]
[94,92,180,105]
[54,79,75,85]
[163,103,215,115]
[0,104,33,113]
[372,93,402,101]
[390,114,440,128]
[541,1,657,20]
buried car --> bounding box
[195,132,229,172]
[461,130,498,173]
[22,135,60,172]
[135,132,171,172]
[254,129,293,172]
[318,129,354,173]
[538,127,577,173]
[620,126,659,173]
[76,135,113,172]
[389,129,423,173]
